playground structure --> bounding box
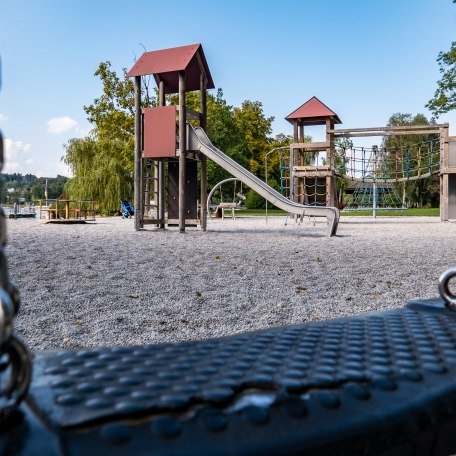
[127,44,339,237]
[206,177,246,220]
[127,44,214,232]
[264,98,454,216]
[127,42,455,236]
[38,198,96,223]
[284,97,340,208]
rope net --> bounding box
[341,138,440,183]
[345,182,404,211]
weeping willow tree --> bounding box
[63,135,134,212]
[63,61,153,213]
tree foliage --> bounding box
[2,174,68,203]
[426,41,456,116]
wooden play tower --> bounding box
[127,44,214,232]
[285,97,340,207]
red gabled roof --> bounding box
[127,43,215,95]
[285,96,341,125]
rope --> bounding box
[340,138,440,182]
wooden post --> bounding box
[440,125,450,221]
[144,160,150,220]
[290,120,298,206]
[299,123,304,166]
[200,74,208,231]
[326,118,335,207]
[133,76,142,230]
[178,71,186,233]
[158,80,165,228]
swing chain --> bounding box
[0,97,32,423]
[439,268,456,309]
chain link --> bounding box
[0,63,32,421]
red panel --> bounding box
[143,106,177,158]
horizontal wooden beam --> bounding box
[334,130,440,138]
[294,171,334,178]
[441,167,456,174]
[293,165,332,171]
[141,219,166,225]
[290,142,330,150]
[329,124,447,134]
[167,218,200,226]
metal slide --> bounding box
[188,125,339,236]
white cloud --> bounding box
[3,139,32,173]
[0,114,9,122]
[75,126,91,137]
[2,138,72,177]
[34,161,72,178]
[46,116,78,134]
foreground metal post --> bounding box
[0,66,32,424]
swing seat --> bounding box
[10,296,456,455]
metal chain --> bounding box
[439,267,456,309]
[0,64,32,422]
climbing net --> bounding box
[296,178,327,206]
[341,138,441,182]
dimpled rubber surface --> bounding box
[15,299,456,455]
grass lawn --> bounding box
[239,207,440,217]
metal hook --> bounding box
[438,267,456,308]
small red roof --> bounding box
[127,43,215,94]
[286,96,341,125]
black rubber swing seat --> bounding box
[6,297,456,455]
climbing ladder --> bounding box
[142,159,159,220]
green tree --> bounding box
[426,41,456,116]
[84,61,146,142]
[1,174,69,203]
[232,100,274,176]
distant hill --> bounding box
[2,173,69,203]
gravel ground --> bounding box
[5,215,456,351]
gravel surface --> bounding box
[6,216,456,351]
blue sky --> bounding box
[0,0,455,177]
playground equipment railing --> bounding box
[38,198,96,221]
[1,203,37,218]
